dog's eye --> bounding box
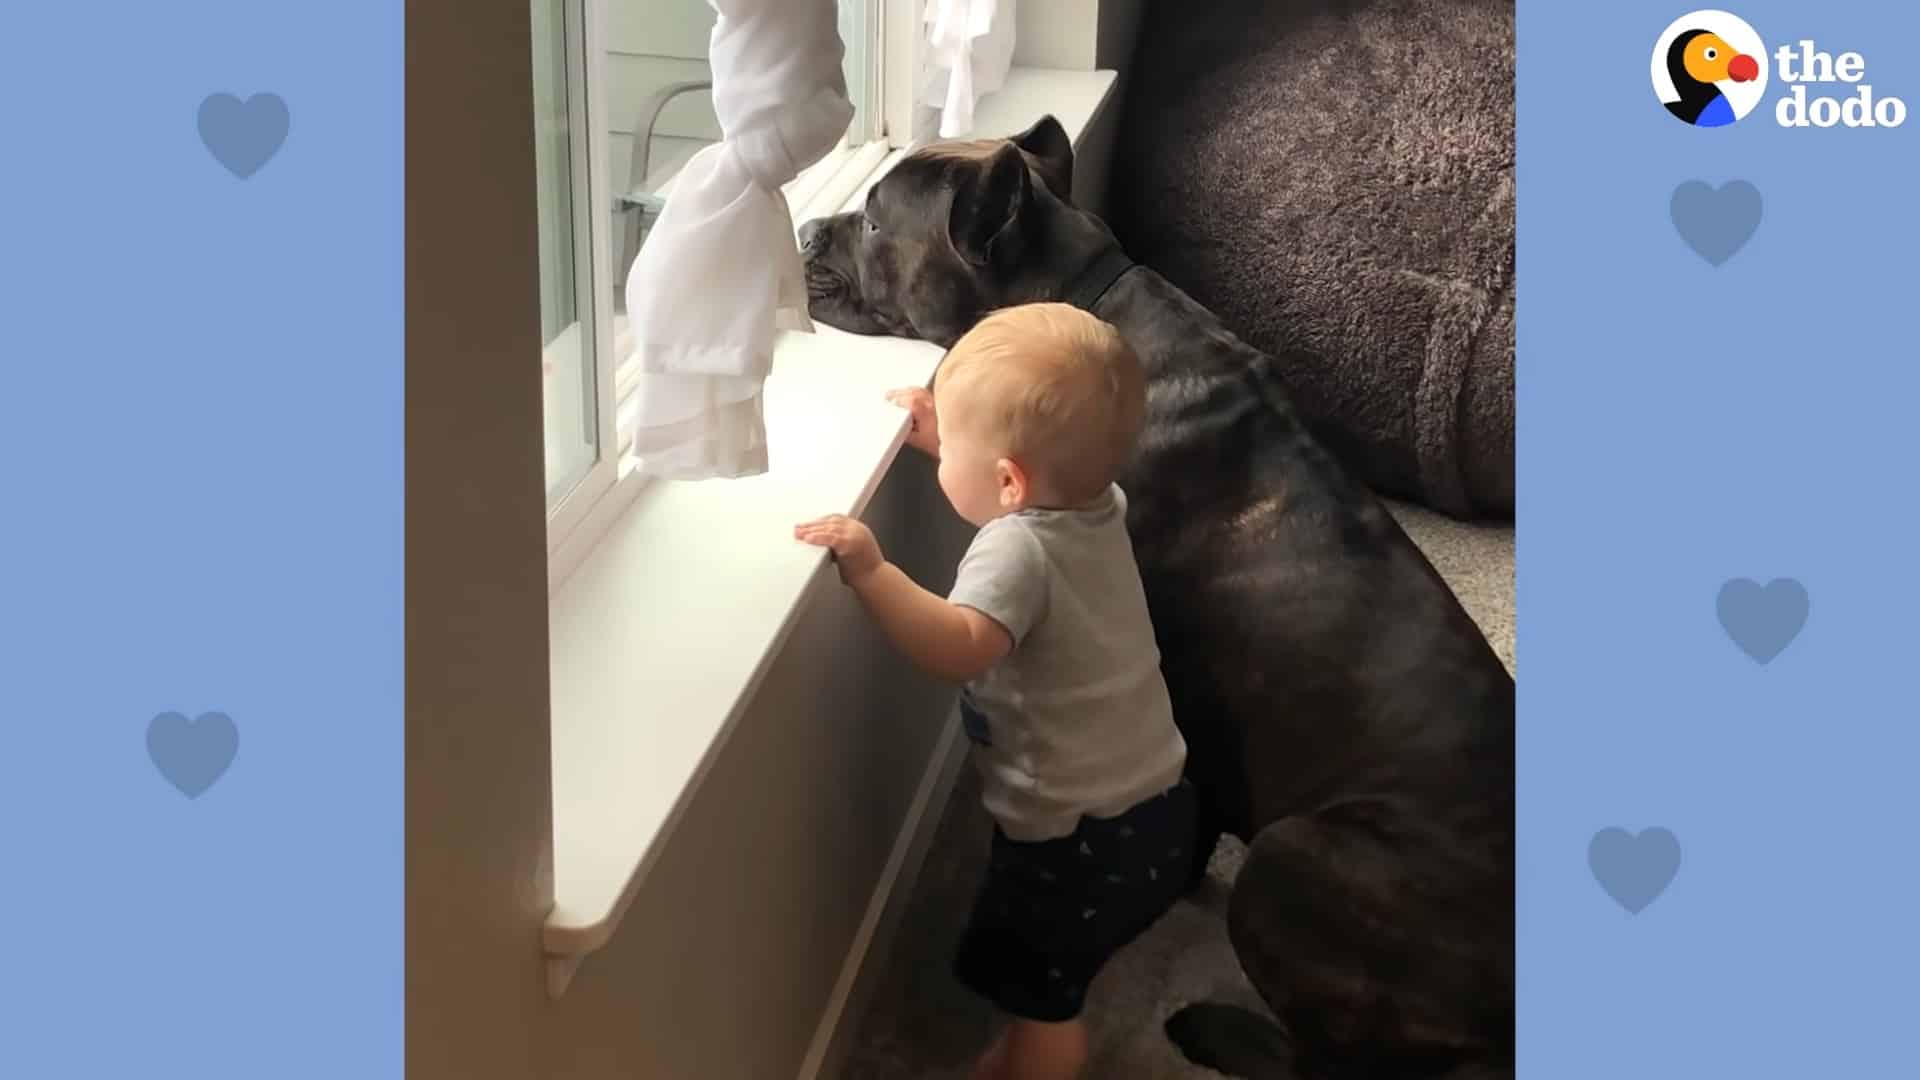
[863,213,879,234]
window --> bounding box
[533,0,620,550]
[534,0,898,568]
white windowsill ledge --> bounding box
[543,66,1120,995]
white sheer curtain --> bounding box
[622,0,854,480]
[919,0,1016,138]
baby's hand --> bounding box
[885,387,939,458]
[794,514,884,584]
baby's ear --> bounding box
[996,455,1032,508]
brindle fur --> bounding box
[801,116,1514,1080]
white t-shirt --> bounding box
[947,484,1188,842]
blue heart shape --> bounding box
[147,711,239,798]
[1670,180,1762,266]
[198,92,290,179]
[1589,827,1681,914]
[1717,577,1809,664]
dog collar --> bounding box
[1061,246,1136,313]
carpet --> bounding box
[834,500,1514,1078]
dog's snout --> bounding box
[799,218,830,258]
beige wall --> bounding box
[407,1,1141,1076]
[406,0,556,1075]
[1014,0,1096,69]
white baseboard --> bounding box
[796,705,970,1080]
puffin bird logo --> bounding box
[1652,12,1769,127]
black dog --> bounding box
[801,116,1514,1079]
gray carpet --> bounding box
[836,501,1514,1078]
[1108,0,1517,520]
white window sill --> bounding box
[542,65,1120,981]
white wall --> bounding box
[1013,0,1142,71]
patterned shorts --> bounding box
[952,779,1197,1022]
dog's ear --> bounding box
[947,141,1033,266]
[1011,114,1073,203]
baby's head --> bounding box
[931,302,1146,525]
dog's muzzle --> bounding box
[799,218,854,306]
[798,217,831,260]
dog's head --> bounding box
[799,114,1092,347]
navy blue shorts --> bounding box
[953,779,1197,1022]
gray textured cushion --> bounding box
[1107,0,1515,519]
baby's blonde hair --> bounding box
[933,302,1146,504]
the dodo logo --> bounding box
[1652,11,1767,127]
[1653,10,1908,129]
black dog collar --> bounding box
[1061,246,1136,313]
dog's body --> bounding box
[802,118,1514,1079]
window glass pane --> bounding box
[839,1,873,145]
[607,2,873,337]
[534,0,600,510]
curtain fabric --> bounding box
[920,0,1016,139]
[622,0,854,480]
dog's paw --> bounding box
[1164,1003,1294,1079]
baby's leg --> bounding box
[999,1016,1088,1080]
[968,1023,1010,1080]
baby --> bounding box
[794,302,1193,1080]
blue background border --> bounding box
[1520,1,1918,1075]
[1,3,402,1077]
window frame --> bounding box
[543,0,622,567]
[546,0,919,589]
